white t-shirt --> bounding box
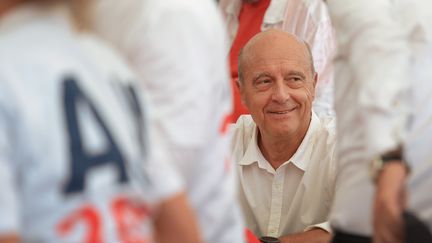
[89,0,245,242]
[231,113,337,237]
[0,5,182,242]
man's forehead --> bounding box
[245,42,309,60]
[243,57,311,75]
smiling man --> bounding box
[231,29,337,243]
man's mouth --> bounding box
[267,107,296,114]
[270,111,289,114]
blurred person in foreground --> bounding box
[0,0,201,242]
[325,1,432,243]
[231,29,337,243]
[219,0,336,120]
[88,0,245,242]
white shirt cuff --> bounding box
[304,221,332,233]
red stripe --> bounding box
[219,113,233,135]
[245,229,260,243]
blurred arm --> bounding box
[326,1,410,243]
[327,0,410,157]
[153,193,202,243]
[0,235,20,243]
[280,228,331,243]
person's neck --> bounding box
[258,124,310,170]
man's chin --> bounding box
[268,126,296,138]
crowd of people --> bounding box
[0,0,431,243]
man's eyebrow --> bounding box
[286,71,306,79]
[252,72,272,82]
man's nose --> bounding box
[271,81,290,104]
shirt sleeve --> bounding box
[304,2,336,84]
[88,0,186,206]
[132,5,244,242]
[127,82,185,205]
[294,1,337,117]
[304,221,332,233]
[90,3,245,242]
[129,4,232,149]
[327,0,410,157]
[310,18,336,117]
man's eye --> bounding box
[257,79,271,85]
[286,76,306,88]
[254,79,272,90]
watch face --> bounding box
[259,236,280,243]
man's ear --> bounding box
[310,72,318,100]
[236,78,241,90]
[236,78,247,106]
[313,72,318,88]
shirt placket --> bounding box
[267,170,284,237]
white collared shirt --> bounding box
[231,112,337,237]
[219,0,337,118]
[327,0,432,234]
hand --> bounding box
[373,162,408,243]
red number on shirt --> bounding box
[57,205,102,243]
[112,196,150,243]
[57,197,150,243]
[219,113,232,135]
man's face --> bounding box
[239,37,316,139]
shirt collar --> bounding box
[290,111,320,171]
[239,123,276,174]
[239,111,321,172]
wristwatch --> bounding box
[370,145,410,183]
[259,236,280,243]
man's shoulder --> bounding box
[230,115,256,138]
[307,115,337,164]
[309,116,338,170]
[318,116,337,139]
[229,115,256,160]
[301,116,338,190]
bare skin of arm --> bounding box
[153,192,203,243]
[0,235,20,243]
[373,162,408,243]
[279,228,332,243]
